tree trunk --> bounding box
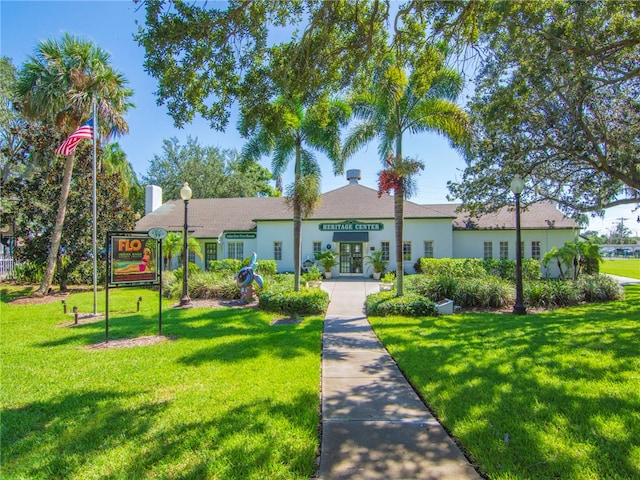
[394,182,405,297]
[394,132,405,297]
[293,199,302,291]
[293,142,303,292]
[33,154,75,297]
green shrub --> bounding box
[576,274,623,302]
[259,285,329,315]
[301,265,322,283]
[256,259,277,276]
[457,276,514,308]
[411,274,458,302]
[419,258,487,279]
[11,261,44,283]
[366,290,438,317]
[524,279,582,308]
[209,259,242,273]
[163,269,240,300]
[483,258,541,280]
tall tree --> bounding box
[343,47,469,296]
[102,143,144,215]
[16,33,133,296]
[434,1,640,217]
[142,136,277,200]
[241,96,350,291]
[5,141,135,288]
[135,0,393,131]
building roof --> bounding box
[255,184,453,221]
[427,202,577,230]
[135,183,576,236]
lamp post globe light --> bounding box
[180,182,192,306]
[510,174,527,315]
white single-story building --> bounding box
[135,170,578,277]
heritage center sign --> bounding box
[319,221,384,231]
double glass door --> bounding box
[339,243,363,275]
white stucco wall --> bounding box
[256,217,454,276]
[452,228,577,277]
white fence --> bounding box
[0,255,14,279]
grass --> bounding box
[368,285,640,480]
[1,285,323,480]
[600,259,640,279]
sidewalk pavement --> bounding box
[318,277,481,480]
[606,274,640,286]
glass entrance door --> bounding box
[339,243,363,275]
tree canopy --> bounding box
[439,0,640,217]
[142,136,277,200]
[134,0,435,130]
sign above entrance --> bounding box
[225,232,257,239]
[319,221,383,232]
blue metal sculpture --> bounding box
[235,252,264,304]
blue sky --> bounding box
[1,0,637,235]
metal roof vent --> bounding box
[347,169,361,184]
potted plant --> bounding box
[315,250,338,279]
[379,271,396,291]
[365,250,388,280]
[302,264,323,288]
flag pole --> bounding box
[92,97,98,316]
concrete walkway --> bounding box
[318,278,481,480]
[606,274,640,286]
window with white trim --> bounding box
[228,242,244,260]
[381,241,390,261]
[423,240,434,258]
[531,241,541,260]
[313,241,322,257]
[484,241,493,260]
[274,241,282,261]
[403,241,412,261]
[500,241,509,260]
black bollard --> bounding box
[62,299,67,314]
[73,306,78,325]
[137,296,143,312]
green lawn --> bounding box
[1,286,323,480]
[369,285,640,480]
[600,259,640,279]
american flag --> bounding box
[56,119,94,156]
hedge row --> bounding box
[409,274,514,309]
[366,290,438,317]
[416,257,541,281]
[259,286,330,315]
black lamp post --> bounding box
[180,182,192,306]
[510,174,527,315]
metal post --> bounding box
[180,196,191,306]
[513,192,526,315]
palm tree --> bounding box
[343,47,470,296]
[16,34,133,296]
[241,96,350,290]
[542,246,566,279]
[162,232,182,270]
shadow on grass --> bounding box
[1,389,318,479]
[370,285,640,479]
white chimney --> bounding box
[347,169,361,184]
[145,185,162,214]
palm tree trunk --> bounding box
[394,182,405,296]
[293,142,303,292]
[394,132,405,296]
[33,154,75,297]
[293,199,302,291]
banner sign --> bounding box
[319,221,384,232]
[225,233,257,239]
[110,235,158,285]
